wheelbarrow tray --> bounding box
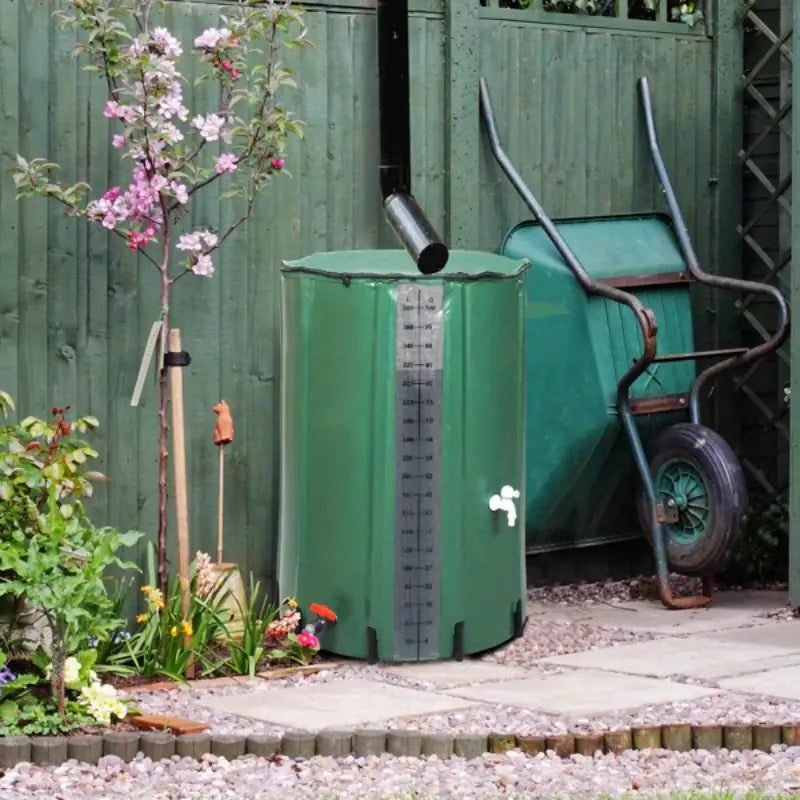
[502,213,695,553]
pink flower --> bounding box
[178,229,218,253]
[230,70,240,80]
[112,134,125,149]
[297,631,320,650]
[221,61,232,71]
[215,153,237,174]
[104,101,119,119]
[151,27,182,59]
[192,113,226,142]
[127,228,155,251]
[194,27,231,50]
[270,158,285,170]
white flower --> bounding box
[64,657,81,686]
[192,253,214,277]
[172,182,189,205]
[79,681,128,726]
[44,656,81,688]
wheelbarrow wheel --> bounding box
[636,423,748,576]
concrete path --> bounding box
[201,590,799,731]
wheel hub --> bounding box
[655,458,710,545]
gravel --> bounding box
[4,579,798,798]
[3,746,800,799]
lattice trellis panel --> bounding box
[738,0,792,501]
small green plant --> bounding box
[0,648,133,735]
[0,398,142,715]
[268,629,321,666]
[113,547,232,680]
[265,600,337,667]
[223,573,280,677]
[721,498,788,587]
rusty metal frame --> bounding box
[596,271,691,289]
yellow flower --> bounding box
[170,625,178,638]
[136,613,149,624]
[140,585,152,594]
[181,621,193,636]
[287,597,298,609]
[154,598,165,610]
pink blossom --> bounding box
[270,158,285,170]
[221,61,232,71]
[160,122,183,144]
[215,153,237,174]
[127,228,156,251]
[192,113,226,142]
[177,229,217,253]
[104,101,119,119]
[194,27,231,50]
[112,134,125,149]
[230,70,240,80]
[151,27,182,58]
[192,254,214,277]
[297,631,320,650]
[177,232,203,253]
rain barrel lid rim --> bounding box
[282,250,529,280]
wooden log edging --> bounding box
[0,722,799,768]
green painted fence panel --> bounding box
[0,0,736,597]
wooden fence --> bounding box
[0,0,741,597]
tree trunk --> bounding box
[50,630,65,718]
[157,277,170,598]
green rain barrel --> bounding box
[278,250,529,662]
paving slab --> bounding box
[380,660,528,686]
[701,621,800,650]
[443,669,718,717]
[541,633,800,680]
[718,665,800,700]
[532,591,789,636]
[200,678,485,731]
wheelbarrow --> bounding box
[479,76,789,609]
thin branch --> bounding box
[168,195,255,286]
[110,228,161,270]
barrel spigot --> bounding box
[489,485,519,527]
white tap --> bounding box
[489,485,520,527]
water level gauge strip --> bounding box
[394,283,443,661]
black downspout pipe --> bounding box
[377,0,448,274]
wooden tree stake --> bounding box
[217,445,225,564]
[212,399,234,564]
[168,328,193,679]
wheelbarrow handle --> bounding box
[478,77,658,362]
[637,76,790,425]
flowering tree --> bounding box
[13,0,306,594]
